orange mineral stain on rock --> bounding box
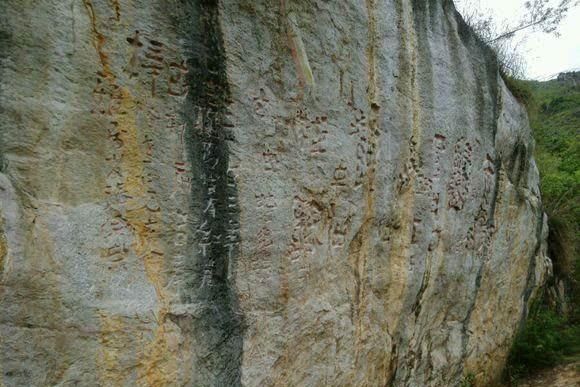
[97,313,133,386]
[115,89,178,386]
[347,1,392,384]
[140,317,181,386]
[0,229,6,278]
[83,0,114,80]
[82,2,177,384]
[93,87,177,386]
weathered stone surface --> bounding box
[0,1,550,386]
[517,361,580,387]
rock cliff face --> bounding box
[556,71,580,87]
[0,1,551,386]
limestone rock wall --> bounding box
[0,1,550,386]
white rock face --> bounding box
[0,1,550,386]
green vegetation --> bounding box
[460,372,475,387]
[501,73,535,108]
[529,75,579,295]
[506,297,580,382]
[505,74,580,383]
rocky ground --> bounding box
[516,361,580,387]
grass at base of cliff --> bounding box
[505,302,580,383]
[460,373,476,387]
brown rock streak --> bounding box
[348,0,381,380]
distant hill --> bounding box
[527,72,579,232]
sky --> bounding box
[455,0,580,80]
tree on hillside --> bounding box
[455,0,579,77]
